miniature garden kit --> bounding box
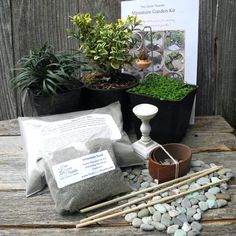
[4,1,235,235]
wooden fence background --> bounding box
[0,0,236,127]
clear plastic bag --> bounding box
[38,139,131,213]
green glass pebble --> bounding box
[174,229,187,236]
[207,199,216,208]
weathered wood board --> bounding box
[0,0,17,120]
[0,116,235,235]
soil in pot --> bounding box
[81,72,139,132]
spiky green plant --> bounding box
[11,44,89,96]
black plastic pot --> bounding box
[27,87,84,116]
[81,73,139,132]
[128,85,198,144]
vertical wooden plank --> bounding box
[216,0,236,127]
[11,0,81,116]
[0,0,17,120]
[196,0,218,116]
[12,0,81,59]
[79,0,121,22]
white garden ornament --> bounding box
[132,103,159,159]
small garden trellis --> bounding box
[129,26,154,80]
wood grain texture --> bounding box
[196,0,236,130]
[79,0,121,21]
[12,0,80,59]
[0,187,235,230]
[215,0,236,127]
[0,116,235,235]
[182,132,236,151]
[1,148,235,191]
[0,136,22,152]
[0,116,232,136]
[190,116,234,133]
[0,224,236,236]
[0,152,25,190]
[196,0,218,116]
[0,0,17,120]
[0,119,19,136]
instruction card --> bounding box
[52,150,115,188]
[121,0,199,85]
[121,0,199,123]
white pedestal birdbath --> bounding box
[132,104,159,159]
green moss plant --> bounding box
[128,74,194,101]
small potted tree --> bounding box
[127,74,198,143]
[11,44,88,116]
[68,13,141,131]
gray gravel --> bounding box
[121,160,234,235]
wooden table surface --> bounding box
[0,116,235,235]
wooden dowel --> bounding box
[76,179,228,228]
[80,165,221,223]
[80,166,221,213]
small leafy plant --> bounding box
[68,13,141,77]
[137,49,149,60]
[165,51,184,71]
[128,74,194,101]
[11,44,88,96]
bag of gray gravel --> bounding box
[18,102,144,197]
[37,139,131,213]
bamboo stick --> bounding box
[76,179,228,228]
[80,166,221,213]
[80,165,221,223]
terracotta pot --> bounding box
[135,59,152,70]
[148,143,192,183]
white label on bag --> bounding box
[52,150,115,188]
[39,114,121,151]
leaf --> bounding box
[111,62,120,70]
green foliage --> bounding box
[68,13,141,76]
[165,51,183,71]
[128,74,194,101]
[165,31,184,48]
[11,44,89,96]
[137,49,149,60]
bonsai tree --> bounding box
[68,13,141,87]
[11,43,88,96]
